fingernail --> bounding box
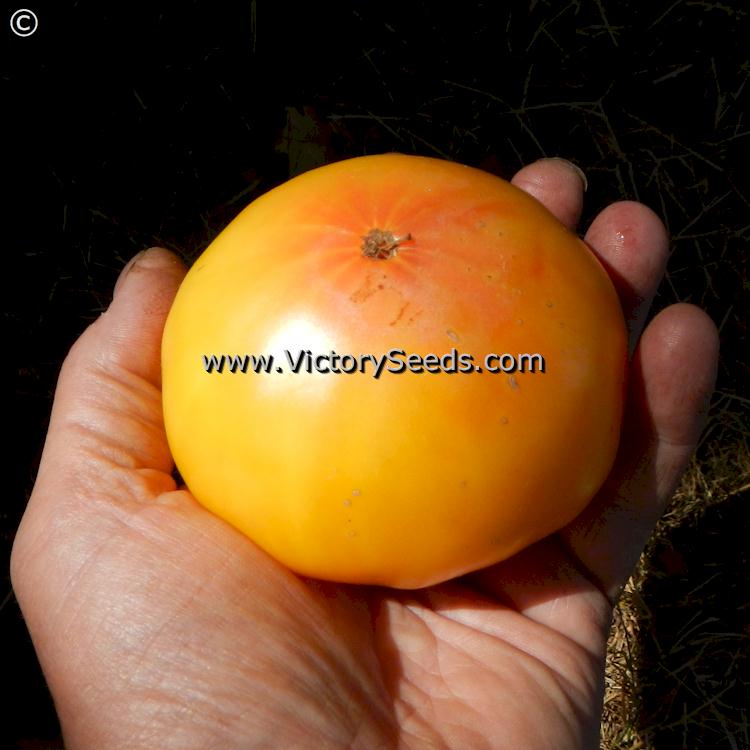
[113,249,148,298]
[546,157,588,192]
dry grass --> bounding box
[601,437,750,749]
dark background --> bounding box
[3,1,748,747]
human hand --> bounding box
[11,158,718,749]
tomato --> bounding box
[161,153,626,589]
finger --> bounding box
[32,248,187,509]
[583,201,669,354]
[103,246,187,387]
[511,157,587,230]
[466,535,615,656]
[560,303,719,603]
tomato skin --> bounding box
[161,154,626,589]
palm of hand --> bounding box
[12,160,717,750]
[56,475,607,748]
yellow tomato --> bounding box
[161,153,626,589]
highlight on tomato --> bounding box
[161,153,627,589]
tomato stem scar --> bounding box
[361,229,412,260]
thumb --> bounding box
[47,246,186,485]
[13,247,187,574]
[98,246,187,391]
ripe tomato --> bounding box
[161,153,626,589]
